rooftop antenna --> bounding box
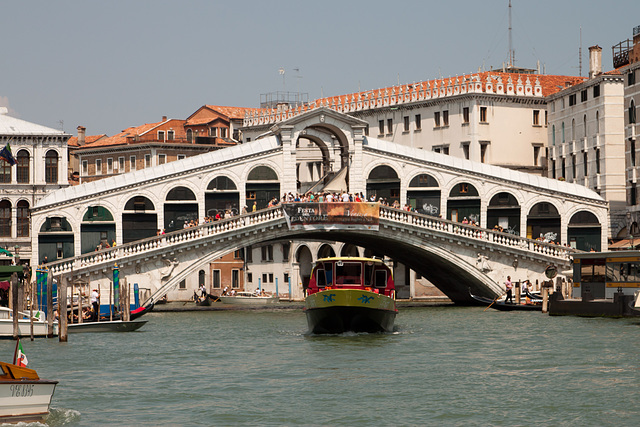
[579,27,583,77]
[278,67,285,91]
[293,67,303,104]
[508,0,514,68]
[58,120,64,132]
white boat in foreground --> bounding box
[0,360,57,423]
[219,292,279,305]
[0,307,58,338]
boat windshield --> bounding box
[316,262,334,288]
[335,262,362,285]
[374,270,387,288]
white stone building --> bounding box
[0,108,71,265]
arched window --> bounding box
[562,122,565,144]
[571,119,576,141]
[552,125,556,146]
[0,159,10,184]
[45,150,58,183]
[17,200,29,237]
[631,100,637,124]
[0,200,11,237]
[247,166,278,181]
[166,186,197,201]
[583,114,587,138]
[17,150,29,183]
[186,129,193,143]
[596,111,600,133]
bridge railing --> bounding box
[45,207,285,275]
[379,206,579,260]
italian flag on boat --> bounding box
[15,340,28,367]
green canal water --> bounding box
[4,305,640,426]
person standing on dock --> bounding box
[90,288,100,321]
[505,276,513,304]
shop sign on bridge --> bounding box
[283,203,380,231]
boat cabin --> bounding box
[572,251,640,299]
[306,257,395,297]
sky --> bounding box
[1,0,638,137]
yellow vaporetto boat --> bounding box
[304,257,397,334]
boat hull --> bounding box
[470,293,542,311]
[305,289,397,334]
[67,320,147,333]
[219,296,279,305]
[0,380,57,423]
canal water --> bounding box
[4,305,640,426]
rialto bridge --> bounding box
[30,108,608,303]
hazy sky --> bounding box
[1,0,638,137]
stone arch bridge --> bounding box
[30,107,608,302]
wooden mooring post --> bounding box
[47,270,54,338]
[11,272,19,340]
[58,276,68,342]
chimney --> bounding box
[162,116,167,122]
[589,45,602,79]
[77,126,86,146]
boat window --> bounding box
[364,263,375,287]
[316,267,333,288]
[335,262,362,285]
[606,262,640,283]
[374,270,387,288]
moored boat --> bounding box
[0,306,58,338]
[67,319,147,333]
[470,293,542,311]
[304,257,397,334]
[219,292,279,305]
[0,343,58,423]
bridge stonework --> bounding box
[30,108,608,303]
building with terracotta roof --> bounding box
[185,105,252,144]
[0,107,71,265]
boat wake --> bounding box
[43,408,81,426]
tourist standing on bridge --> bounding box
[505,276,513,304]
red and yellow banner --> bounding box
[283,202,380,230]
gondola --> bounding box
[194,293,212,306]
[470,292,542,311]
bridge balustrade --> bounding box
[379,206,576,259]
[43,203,576,277]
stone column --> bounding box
[350,125,366,195]
[278,124,297,196]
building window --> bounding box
[562,122,565,144]
[364,125,369,136]
[632,184,638,206]
[378,120,384,135]
[480,143,488,163]
[211,269,221,288]
[95,159,102,175]
[552,125,556,146]
[118,157,125,171]
[45,150,58,183]
[284,273,289,284]
[593,85,600,97]
[220,128,227,138]
[210,127,217,137]
[0,160,10,184]
[632,140,636,167]
[569,94,576,106]
[442,146,449,155]
[562,158,566,179]
[581,89,588,102]
[177,154,186,160]
[247,273,252,283]
[16,150,29,183]
[145,154,151,168]
[130,156,136,171]
[246,246,253,263]
[232,269,240,288]
[479,107,487,123]
[434,112,441,127]
[282,243,290,261]
[629,70,636,86]
[261,245,273,261]
[158,130,165,141]
[179,279,186,289]
[186,129,193,143]
[462,144,470,160]
[262,273,267,284]
[630,100,637,124]
[403,116,409,132]
[387,118,393,134]
[268,273,274,283]
[0,200,10,237]
[82,160,88,175]
[415,114,421,130]
[462,107,469,124]
[107,158,113,174]
[551,159,556,179]
[533,146,541,166]
[571,154,576,180]
[583,151,588,176]
[533,110,540,126]
[167,130,174,141]
[17,200,29,237]
[158,154,166,165]
[442,110,449,126]
[596,148,601,174]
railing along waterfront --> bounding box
[45,207,285,275]
[379,206,578,260]
[44,203,576,276]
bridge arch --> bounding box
[365,164,400,204]
[122,195,158,243]
[304,122,350,170]
[406,172,441,216]
[296,131,331,185]
[526,201,561,242]
[568,210,602,251]
[295,244,314,292]
[245,165,280,210]
[205,175,240,218]
[38,216,74,263]
[486,191,521,236]
[340,243,360,257]
[164,186,199,232]
[81,205,116,253]
[447,182,481,224]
